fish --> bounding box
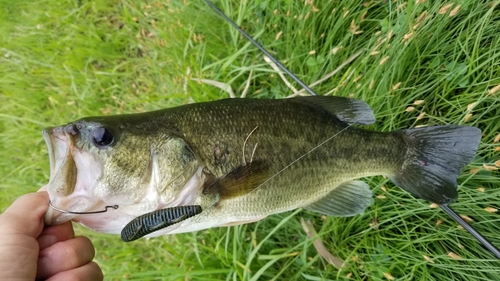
[42,96,481,239]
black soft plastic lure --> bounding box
[121,205,202,242]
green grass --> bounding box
[1,0,500,280]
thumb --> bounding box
[1,191,49,238]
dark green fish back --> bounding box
[163,97,393,178]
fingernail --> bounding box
[38,234,57,250]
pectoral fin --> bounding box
[305,180,373,217]
[121,205,202,242]
[203,160,270,200]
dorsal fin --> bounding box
[203,160,270,200]
[291,96,376,125]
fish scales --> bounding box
[177,99,403,173]
[141,99,405,230]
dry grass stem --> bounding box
[300,218,347,269]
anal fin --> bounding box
[305,180,373,217]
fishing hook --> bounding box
[204,0,500,259]
[48,200,119,214]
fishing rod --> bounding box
[441,204,500,258]
[203,0,317,96]
[204,0,500,259]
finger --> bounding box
[0,192,49,238]
[45,261,103,281]
[37,221,75,251]
[0,234,39,281]
[36,236,96,280]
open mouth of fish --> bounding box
[43,125,113,227]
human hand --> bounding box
[0,191,103,281]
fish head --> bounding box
[43,115,203,234]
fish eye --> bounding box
[92,127,114,147]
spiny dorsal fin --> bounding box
[203,160,270,200]
[291,96,375,125]
[304,180,373,217]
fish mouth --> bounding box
[43,125,103,225]
[43,126,76,197]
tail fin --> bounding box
[390,125,481,204]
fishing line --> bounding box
[253,113,370,194]
[48,200,119,214]
[204,0,500,259]
[204,0,371,193]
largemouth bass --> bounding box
[43,96,481,238]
